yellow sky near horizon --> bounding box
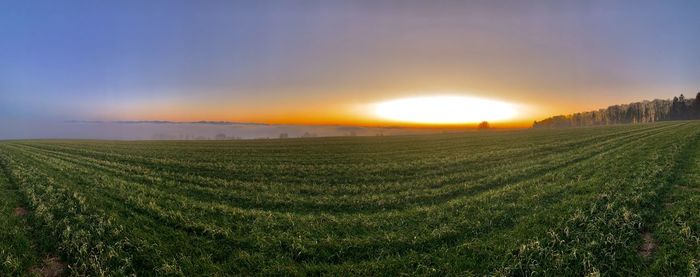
[86,89,618,129]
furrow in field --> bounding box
[33,123,680,207]
[1,123,688,270]
[7,123,677,215]
[0,148,151,275]
[644,127,700,275]
[497,123,700,275]
[1,122,672,225]
[16,123,663,187]
[2,122,696,275]
[0,154,41,275]
[0,142,600,268]
[306,123,698,273]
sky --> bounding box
[2,0,700,131]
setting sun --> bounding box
[373,95,518,124]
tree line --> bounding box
[533,92,700,128]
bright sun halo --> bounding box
[374,95,518,124]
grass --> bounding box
[0,163,39,275]
[0,121,699,275]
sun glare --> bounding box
[374,95,518,124]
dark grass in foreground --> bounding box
[1,121,700,275]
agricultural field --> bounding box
[1,121,700,276]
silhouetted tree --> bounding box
[671,96,680,120]
[478,121,490,130]
[279,133,289,139]
[680,94,688,119]
[694,92,700,119]
[533,95,692,128]
[301,132,316,138]
[672,94,695,120]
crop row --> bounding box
[0,121,698,275]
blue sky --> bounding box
[1,0,700,124]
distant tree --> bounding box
[533,97,678,128]
[671,96,680,120]
[680,94,688,119]
[694,92,700,119]
[301,132,316,138]
[279,133,289,139]
[215,133,227,140]
[477,121,490,130]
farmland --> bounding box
[1,121,700,275]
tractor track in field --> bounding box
[5,122,678,216]
[0,150,67,277]
[639,126,700,261]
[2,122,700,275]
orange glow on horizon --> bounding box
[89,91,559,129]
[94,109,536,129]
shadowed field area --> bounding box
[1,121,699,275]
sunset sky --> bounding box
[2,0,700,128]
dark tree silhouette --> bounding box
[671,96,681,120]
[679,94,688,119]
[694,92,700,118]
[534,93,700,128]
[478,121,490,130]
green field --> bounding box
[1,121,700,276]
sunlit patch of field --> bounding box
[1,121,699,275]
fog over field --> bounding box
[0,120,463,140]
